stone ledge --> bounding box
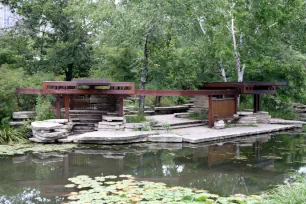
[148,134,182,143]
[31,121,63,130]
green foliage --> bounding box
[35,95,55,121]
[141,123,152,131]
[1,0,306,122]
[64,174,262,203]
[188,112,207,120]
[162,123,172,132]
[263,173,306,204]
[0,66,62,125]
[302,125,306,133]
[0,127,28,144]
[0,144,76,155]
[125,114,146,123]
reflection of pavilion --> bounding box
[13,134,282,197]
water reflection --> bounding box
[1,133,306,203]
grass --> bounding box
[0,126,28,144]
[262,173,306,204]
[188,112,207,120]
[302,125,306,132]
[125,114,146,123]
[269,110,297,120]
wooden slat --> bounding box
[73,78,111,86]
[56,95,61,119]
[135,89,237,96]
[43,89,135,95]
[16,88,43,94]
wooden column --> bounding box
[56,95,61,119]
[70,96,74,110]
[208,95,213,128]
[64,95,70,120]
[118,96,124,117]
[234,94,238,114]
[253,94,261,113]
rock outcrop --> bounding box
[30,120,73,143]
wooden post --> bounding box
[253,94,261,113]
[118,96,124,117]
[208,95,213,128]
[56,95,61,119]
[70,95,74,110]
[234,94,238,114]
[64,95,70,120]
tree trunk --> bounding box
[154,96,161,107]
[139,25,153,114]
[229,15,245,108]
[65,63,73,81]
[219,57,227,82]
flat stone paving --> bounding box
[172,124,298,143]
[147,114,202,125]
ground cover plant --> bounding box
[0,144,76,155]
[63,174,262,204]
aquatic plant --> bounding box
[0,144,76,155]
[63,174,262,204]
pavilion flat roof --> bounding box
[72,78,111,86]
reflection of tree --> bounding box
[0,157,62,203]
[260,134,306,172]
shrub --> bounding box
[0,127,28,144]
[35,95,55,121]
[263,172,306,204]
[126,114,146,123]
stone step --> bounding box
[153,123,203,130]
[62,109,107,114]
[71,122,98,125]
[153,120,203,128]
[103,116,125,122]
[144,111,155,115]
[73,125,96,130]
[70,118,102,123]
[70,114,102,119]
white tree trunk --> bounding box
[219,57,227,82]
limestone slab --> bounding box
[148,134,182,143]
[33,130,67,138]
[13,111,35,119]
[29,137,55,143]
[172,124,298,143]
[44,119,68,124]
[31,121,63,130]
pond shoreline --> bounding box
[57,124,299,144]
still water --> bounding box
[1,133,306,203]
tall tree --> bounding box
[5,0,93,81]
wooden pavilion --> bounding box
[16,79,286,127]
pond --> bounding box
[0,133,306,203]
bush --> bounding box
[35,95,56,121]
[263,173,306,204]
[0,65,64,125]
[0,126,28,144]
[126,114,146,123]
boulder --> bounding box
[214,120,225,129]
